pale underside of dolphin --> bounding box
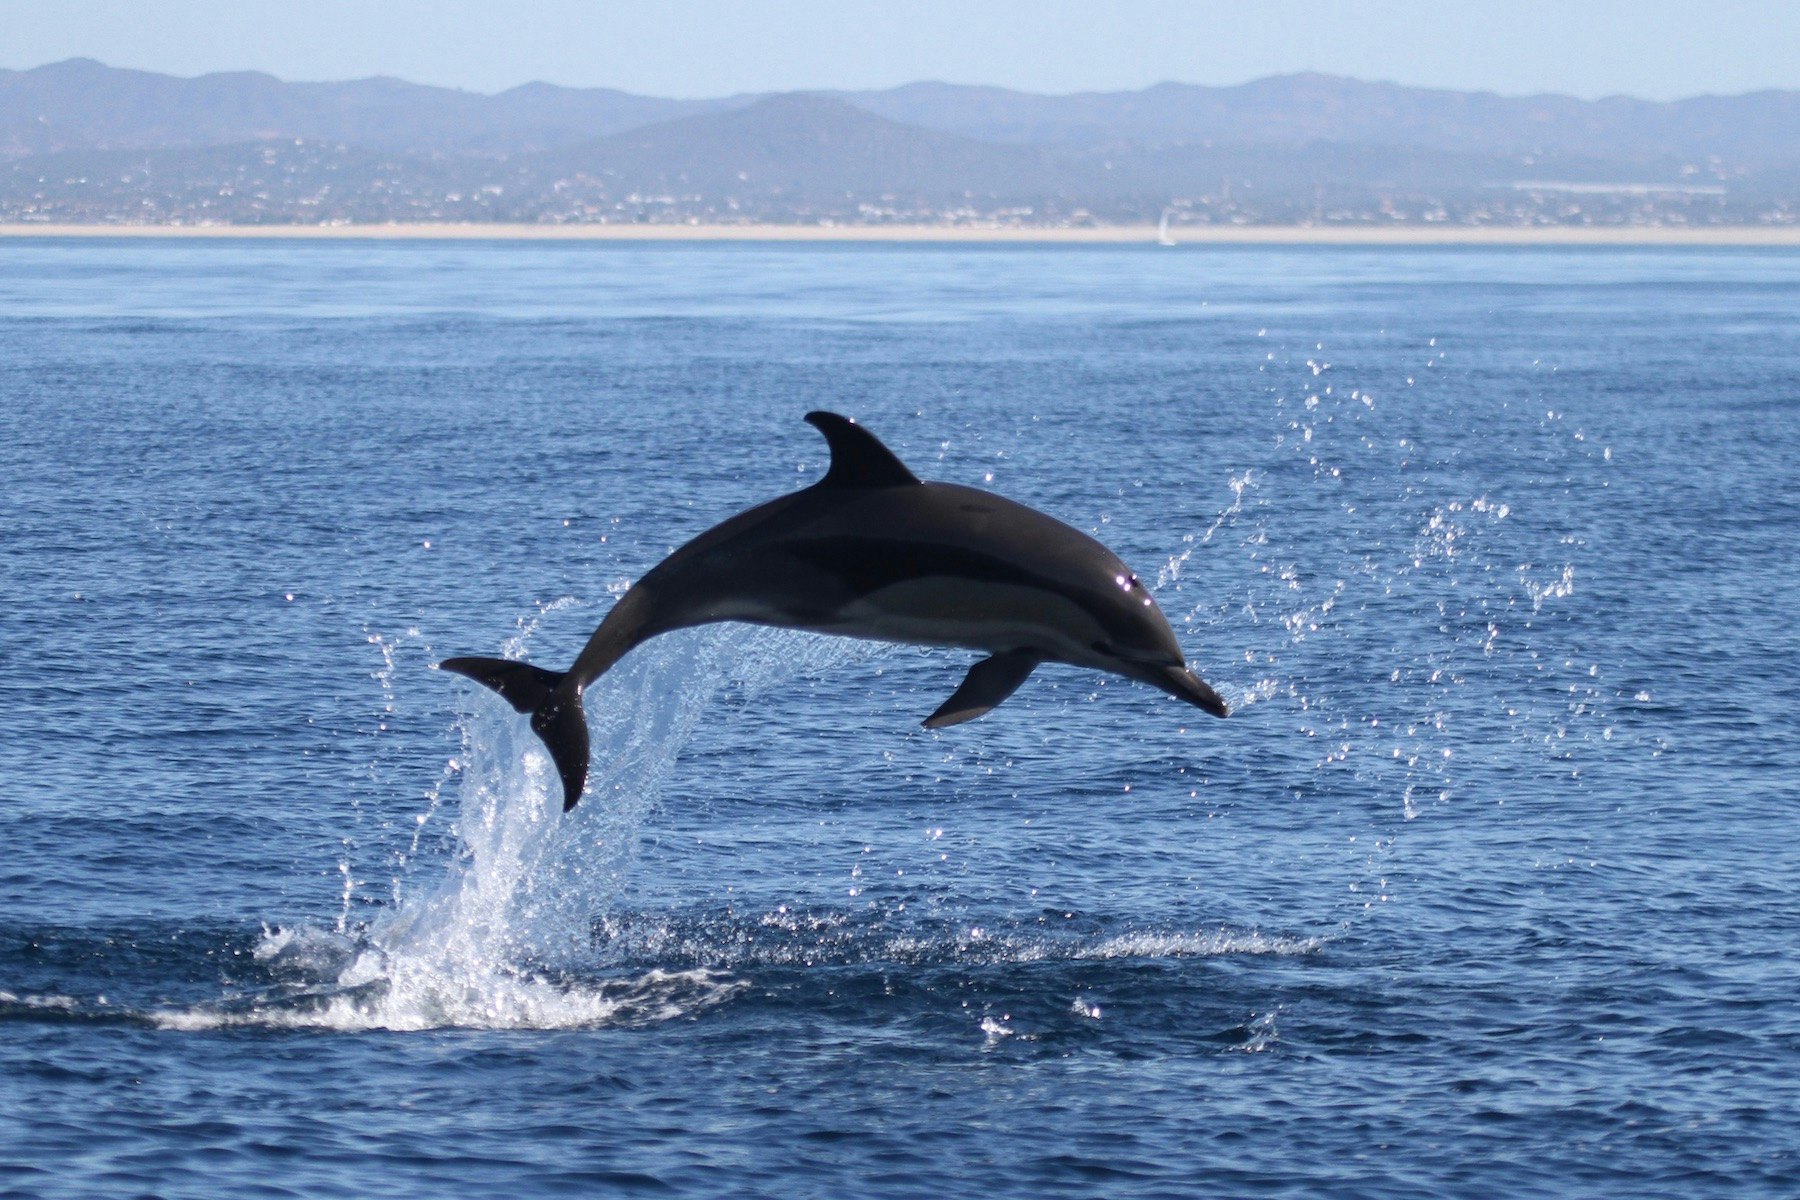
[442,412,1228,811]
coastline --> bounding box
[1,222,1798,246]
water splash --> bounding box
[1181,336,1613,841]
[163,620,888,1031]
[156,923,744,1032]
[1159,470,1255,591]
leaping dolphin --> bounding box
[442,412,1228,810]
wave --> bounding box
[593,903,1322,971]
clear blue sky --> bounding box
[3,0,1795,100]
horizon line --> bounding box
[4,56,1790,108]
[4,222,1797,247]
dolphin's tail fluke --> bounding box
[439,656,590,812]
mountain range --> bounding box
[4,58,1796,226]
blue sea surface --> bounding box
[1,238,1797,1198]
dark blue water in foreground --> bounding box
[2,239,1797,1198]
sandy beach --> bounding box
[1,222,1797,246]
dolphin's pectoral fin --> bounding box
[923,651,1041,729]
[805,411,922,489]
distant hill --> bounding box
[0,57,732,157]
[520,94,1075,213]
[3,59,1796,226]
[842,75,1800,166]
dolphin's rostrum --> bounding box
[442,412,1228,810]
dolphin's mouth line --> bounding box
[1084,640,1189,672]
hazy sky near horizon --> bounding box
[3,0,1795,101]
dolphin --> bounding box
[442,412,1227,810]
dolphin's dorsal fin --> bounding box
[805,411,921,489]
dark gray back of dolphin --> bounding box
[442,412,1227,811]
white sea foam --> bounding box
[154,961,745,1032]
[592,904,1323,970]
[0,990,82,1012]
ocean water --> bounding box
[1,237,1797,1198]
